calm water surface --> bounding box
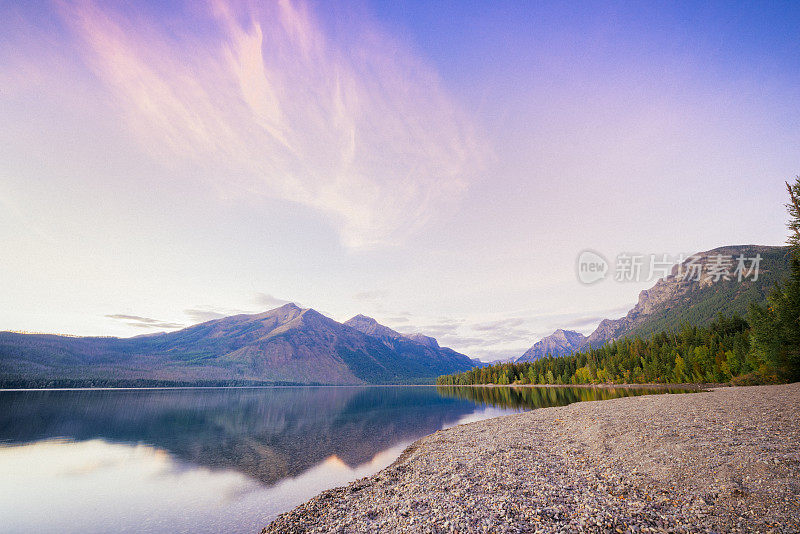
[0,385,687,533]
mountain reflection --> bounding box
[0,387,477,486]
[0,385,692,533]
[0,386,690,489]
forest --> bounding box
[437,314,762,386]
[439,179,800,387]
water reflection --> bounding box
[0,438,269,533]
[0,385,687,533]
[436,384,694,410]
[0,387,478,485]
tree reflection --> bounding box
[436,385,692,410]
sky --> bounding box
[1,0,798,361]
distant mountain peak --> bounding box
[344,316,444,351]
[405,333,440,349]
[343,315,472,371]
[238,304,305,330]
[251,302,303,319]
[554,329,583,341]
[344,314,403,341]
[348,314,380,325]
[516,329,585,363]
[274,302,301,312]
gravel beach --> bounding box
[264,383,800,533]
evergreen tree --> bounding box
[788,178,800,249]
[436,180,799,388]
[749,177,800,381]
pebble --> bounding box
[263,384,800,533]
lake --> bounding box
[0,385,688,533]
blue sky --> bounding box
[1,1,798,360]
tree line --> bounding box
[439,177,800,387]
[437,314,762,386]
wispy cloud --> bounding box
[183,309,226,323]
[105,314,184,330]
[183,307,242,323]
[58,0,480,248]
[384,315,410,324]
[399,317,464,338]
[471,317,526,332]
[353,290,385,302]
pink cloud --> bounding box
[58,0,482,247]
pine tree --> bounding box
[787,178,800,249]
[749,177,800,381]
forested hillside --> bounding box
[578,244,790,350]
[627,246,791,339]
[438,314,758,386]
[443,179,800,388]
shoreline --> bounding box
[0,382,711,392]
[265,383,800,533]
[456,382,709,390]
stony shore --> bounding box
[265,383,800,533]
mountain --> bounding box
[343,314,404,343]
[578,245,790,349]
[512,245,790,362]
[0,304,475,387]
[343,315,475,376]
[516,329,586,363]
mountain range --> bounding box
[2,244,791,384]
[0,304,474,387]
[515,244,790,362]
[344,315,471,375]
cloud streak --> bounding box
[105,314,184,330]
[59,0,480,248]
[183,308,230,323]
